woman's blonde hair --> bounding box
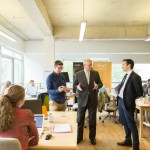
[0,85,25,132]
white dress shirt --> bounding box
[118,70,133,99]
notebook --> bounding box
[53,124,71,133]
[34,114,44,137]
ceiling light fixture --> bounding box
[0,30,16,42]
[145,36,150,41]
[79,0,86,41]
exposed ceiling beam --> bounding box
[18,0,53,37]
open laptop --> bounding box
[21,99,42,114]
[34,114,44,137]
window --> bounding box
[112,63,150,92]
[0,46,24,90]
[14,59,23,84]
[1,57,13,83]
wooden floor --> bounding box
[76,113,150,150]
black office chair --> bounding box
[98,90,118,123]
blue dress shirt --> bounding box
[46,71,66,104]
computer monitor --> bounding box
[61,72,70,82]
[21,99,42,114]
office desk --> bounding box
[136,103,150,139]
[25,97,37,100]
[28,111,77,150]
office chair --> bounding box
[37,92,50,111]
[98,90,118,123]
[0,138,22,150]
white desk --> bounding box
[28,111,77,150]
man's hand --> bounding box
[63,87,70,93]
[58,86,64,92]
[93,82,98,90]
[77,83,82,91]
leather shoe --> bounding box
[90,138,96,145]
[117,141,132,147]
[77,138,83,144]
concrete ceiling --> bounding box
[0,0,150,40]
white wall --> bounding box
[24,53,44,83]
[24,41,44,84]
[55,40,150,63]
[24,40,150,86]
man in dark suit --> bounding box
[74,59,103,145]
[117,59,143,150]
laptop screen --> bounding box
[34,115,43,128]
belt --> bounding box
[118,96,123,100]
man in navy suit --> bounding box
[117,59,143,150]
[74,59,103,145]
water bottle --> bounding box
[48,112,53,123]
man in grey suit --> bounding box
[74,59,103,145]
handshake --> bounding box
[58,86,70,93]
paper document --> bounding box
[53,124,71,133]
[67,98,74,105]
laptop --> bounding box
[34,114,44,137]
[21,100,42,114]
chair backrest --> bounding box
[98,90,110,112]
[43,95,49,111]
[37,92,49,105]
[0,138,22,150]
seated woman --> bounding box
[0,85,39,150]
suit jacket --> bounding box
[74,70,103,107]
[117,71,143,112]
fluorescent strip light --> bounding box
[79,21,86,41]
[0,31,16,42]
[145,37,150,41]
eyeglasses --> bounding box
[56,66,63,70]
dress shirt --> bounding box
[118,70,133,99]
[46,71,66,104]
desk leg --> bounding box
[139,108,143,139]
[112,96,116,116]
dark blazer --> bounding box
[117,71,143,112]
[74,70,103,107]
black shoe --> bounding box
[117,141,132,147]
[90,138,96,145]
[77,138,83,144]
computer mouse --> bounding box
[45,134,52,140]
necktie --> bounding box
[118,74,128,94]
[86,71,90,84]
